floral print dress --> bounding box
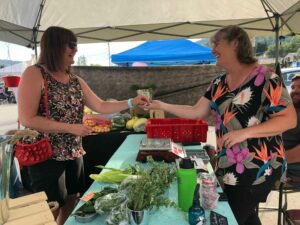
[204,65,292,186]
[37,64,86,161]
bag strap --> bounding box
[42,71,50,119]
[35,64,50,119]
[17,65,50,129]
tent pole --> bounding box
[32,0,46,60]
[274,13,280,65]
[108,42,111,66]
[34,29,38,59]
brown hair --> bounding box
[211,25,257,64]
[37,26,77,72]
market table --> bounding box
[66,134,238,225]
[82,130,143,188]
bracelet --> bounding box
[127,98,134,109]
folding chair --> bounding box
[285,209,300,225]
[281,165,300,225]
[257,171,300,225]
[257,181,286,225]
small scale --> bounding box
[136,137,210,163]
[136,138,177,162]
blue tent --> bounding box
[111,39,215,66]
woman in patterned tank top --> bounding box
[144,26,297,225]
[18,26,148,225]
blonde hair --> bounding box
[211,25,257,64]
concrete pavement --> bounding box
[0,103,18,134]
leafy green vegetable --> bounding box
[72,186,118,216]
[123,157,177,211]
[94,192,127,214]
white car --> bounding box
[281,67,300,92]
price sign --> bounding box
[80,192,95,202]
[170,141,185,158]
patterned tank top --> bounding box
[36,64,86,160]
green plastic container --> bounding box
[177,158,197,212]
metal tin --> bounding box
[74,213,97,223]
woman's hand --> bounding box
[221,129,249,149]
[143,100,163,110]
[69,124,94,136]
[131,95,150,107]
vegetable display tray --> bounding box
[146,118,208,143]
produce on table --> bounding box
[126,117,149,131]
[72,186,118,216]
[89,165,138,184]
[110,113,149,132]
[84,112,148,132]
[85,158,178,225]
[105,201,128,225]
[94,193,128,225]
[94,192,127,214]
[133,118,148,132]
[122,157,177,211]
[125,116,139,130]
[110,113,132,131]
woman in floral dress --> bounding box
[18,26,148,225]
[145,25,296,225]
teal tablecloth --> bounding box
[65,134,238,225]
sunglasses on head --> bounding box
[68,41,77,49]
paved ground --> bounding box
[1,104,299,224]
[260,190,300,225]
[0,103,18,135]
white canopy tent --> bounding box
[0,61,31,77]
[0,0,299,62]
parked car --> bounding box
[281,67,300,92]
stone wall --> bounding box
[73,65,224,123]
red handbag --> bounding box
[15,72,53,167]
[14,137,52,167]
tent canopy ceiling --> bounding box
[0,0,299,48]
[111,39,216,66]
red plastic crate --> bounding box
[146,118,208,143]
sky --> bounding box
[0,40,145,66]
[0,39,205,67]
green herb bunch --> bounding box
[124,157,177,211]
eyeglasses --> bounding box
[68,42,77,49]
